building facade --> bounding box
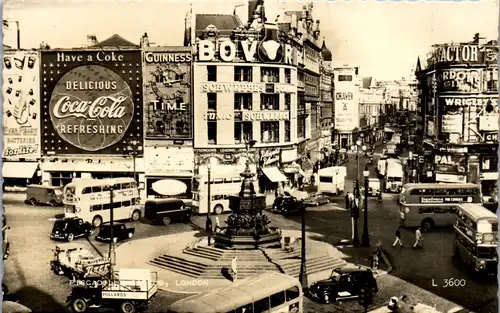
[416,34,499,202]
[319,40,334,154]
[141,35,194,200]
[333,66,360,149]
[358,78,384,144]
[190,6,304,186]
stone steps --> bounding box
[149,255,207,278]
[282,257,347,278]
[201,264,282,279]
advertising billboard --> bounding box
[334,90,358,132]
[2,50,40,158]
[436,69,482,93]
[143,49,192,139]
[40,50,143,155]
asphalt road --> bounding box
[2,147,497,313]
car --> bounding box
[304,194,330,207]
[309,265,378,304]
[50,218,95,242]
[271,195,303,214]
[144,198,192,226]
[96,223,135,243]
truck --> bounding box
[50,243,111,279]
[66,268,158,313]
[377,155,388,177]
[317,166,347,195]
[385,159,403,193]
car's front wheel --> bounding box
[92,216,103,228]
[131,210,141,221]
[127,232,133,239]
[67,233,74,242]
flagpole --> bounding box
[16,21,20,49]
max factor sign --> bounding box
[434,45,479,63]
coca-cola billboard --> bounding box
[41,50,143,155]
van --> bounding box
[24,185,63,207]
[144,198,192,226]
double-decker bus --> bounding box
[63,178,142,227]
[453,203,498,275]
[399,183,481,229]
[191,167,257,215]
[167,272,303,313]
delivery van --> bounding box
[318,166,347,195]
[24,185,64,207]
[385,159,403,193]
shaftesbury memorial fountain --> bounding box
[214,159,283,249]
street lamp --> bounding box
[206,162,213,245]
[362,167,370,247]
[108,179,116,277]
[299,200,308,290]
[126,140,143,184]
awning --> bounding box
[2,162,38,179]
[262,167,288,183]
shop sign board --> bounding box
[442,96,497,107]
[441,114,463,133]
[3,50,41,158]
[143,49,192,139]
[434,154,467,174]
[436,69,481,93]
[144,146,194,175]
[41,50,143,155]
[260,148,280,167]
[201,83,295,93]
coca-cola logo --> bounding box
[49,65,134,151]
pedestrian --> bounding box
[214,216,220,232]
[392,227,403,247]
[413,227,423,249]
[230,256,238,282]
[399,210,405,227]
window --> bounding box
[102,185,111,192]
[234,66,252,82]
[285,68,291,84]
[254,297,270,313]
[208,121,217,144]
[112,183,121,190]
[207,66,217,82]
[261,67,279,83]
[319,176,333,183]
[103,203,111,210]
[261,121,279,143]
[297,118,305,138]
[92,186,102,193]
[91,204,102,212]
[234,93,253,110]
[285,121,291,142]
[284,93,291,110]
[122,200,131,207]
[419,208,433,214]
[121,183,131,189]
[261,94,279,110]
[270,291,286,307]
[286,286,300,301]
[112,201,121,209]
[234,121,253,144]
[82,187,91,194]
[235,304,253,313]
[208,93,217,110]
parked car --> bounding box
[50,218,95,242]
[309,265,378,304]
[304,194,330,207]
[24,185,63,207]
[271,196,303,214]
[96,223,135,243]
[144,198,192,226]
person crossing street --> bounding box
[413,227,423,249]
[392,227,403,247]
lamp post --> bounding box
[126,140,143,184]
[362,167,370,247]
[206,162,213,246]
[108,180,116,276]
[299,201,308,290]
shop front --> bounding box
[433,153,467,183]
[144,146,194,200]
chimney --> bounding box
[141,33,149,48]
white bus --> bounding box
[192,168,257,215]
[167,272,303,313]
[454,203,498,275]
[399,183,481,230]
[318,166,346,195]
[63,178,142,227]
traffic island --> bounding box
[114,230,348,294]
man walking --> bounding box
[230,256,238,282]
[413,227,423,249]
[392,227,403,247]
[399,210,405,227]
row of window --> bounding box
[90,198,140,212]
[207,93,292,111]
[82,182,137,194]
[207,121,291,144]
[207,66,292,84]
[409,188,480,196]
[232,286,300,313]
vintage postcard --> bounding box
[2,0,498,312]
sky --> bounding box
[2,0,499,80]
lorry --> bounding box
[50,243,111,279]
[385,159,403,193]
[317,166,347,195]
[377,155,388,177]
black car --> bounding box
[144,198,191,226]
[271,196,302,214]
[96,224,135,243]
[50,218,95,242]
[309,266,378,304]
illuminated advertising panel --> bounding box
[2,50,41,158]
[40,50,143,155]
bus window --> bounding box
[410,189,421,195]
[235,304,253,313]
[122,183,131,189]
[82,187,91,194]
[113,183,121,190]
[419,208,433,214]
[122,200,131,207]
[103,203,111,210]
[435,189,448,196]
[233,177,242,183]
[285,286,300,301]
[214,195,224,201]
[91,204,102,212]
[214,179,223,184]
[92,186,102,193]
[223,178,232,183]
[112,202,121,209]
[103,185,111,192]
[253,298,270,313]
[270,291,286,307]
[421,189,434,195]
[434,208,449,213]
